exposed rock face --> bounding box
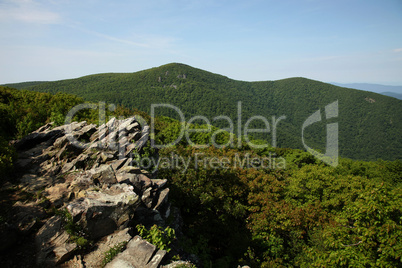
[9,117,180,267]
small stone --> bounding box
[91,165,117,185]
[119,166,142,174]
[152,179,167,189]
[141,188,154,208]
[61,162,75,173]
[110,158,128,171]
[154,188,170,211]
[126,122,140,133]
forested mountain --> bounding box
[2,81,48,89]
[6,63,402,161]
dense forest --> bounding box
[0,85,401,267]
[5,63,401,161]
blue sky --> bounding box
[1,0,401,85]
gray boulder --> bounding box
[90,165,117,186]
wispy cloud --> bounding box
[300,55,343,62]
[78,27,150,48]
[0,0,61,24]
[68,23,177,50]
[393,48,402,53]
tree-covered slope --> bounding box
[14,63,402,161]
[2,81,48,90]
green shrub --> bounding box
[136,224,176,252]
[56,208,90,249]
[0,137,16,183]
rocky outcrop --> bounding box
[176,74,187,79]
[8,117,180,267]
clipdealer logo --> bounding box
[63,100,339,168]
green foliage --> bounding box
[10,63,401,161]
[136,224,176,252]
[159,146,260,266]
[50,110,65,126]
[299,182,402,267]
[101,241,128,267]
[1,81,48,89]
[0,86,84,139]
[0,86,142,142]
[131,140,159,171]
[157,145,402,267]
[155,117,234,149]
[1,74,401,267]
[56,208,90,249]
[173,263,197,268]
[0,136,16,181]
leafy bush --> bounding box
[0,137,16,182]
[56,208,90,249]
[158,145,402,267]
[136,224,176,252]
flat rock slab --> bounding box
[83,228,132,268]
[105,235,166,268]
[91,165,117,185]
[35,216,77,266]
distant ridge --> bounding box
[378,92,402,100]
[331,82,402,94]
[4,63,402,161]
